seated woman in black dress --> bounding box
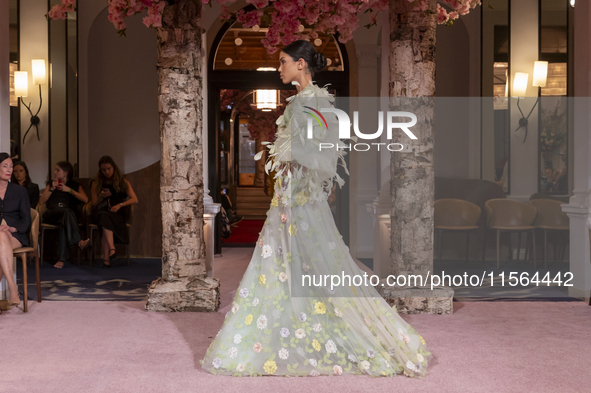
[38,161,90,269]
[90,156,138,267]
[0,152,31,306]
[11,161,40,209]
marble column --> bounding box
[351,45,381,259]
[562,0,591,303]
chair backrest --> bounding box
[434,198,481,227]
[36,203,47,225]
[435,177,505,231]
[485,199,537,228]
[529,199,569,227]
[29,208,40,250]
[529,192,570,204]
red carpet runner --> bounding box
[222,219,265,246]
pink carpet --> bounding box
[2,249,590,393]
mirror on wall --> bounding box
[48,0,78,175]
[538,0,569,194]
[481,0,510,194]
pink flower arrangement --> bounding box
[47,0,480,49]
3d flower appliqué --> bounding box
[257,315,268,329]
[261,244,273,258]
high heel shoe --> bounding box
[78,239,91,251]
[103,260,111,268]
[109,249,117,261]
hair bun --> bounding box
[312,52,327,73]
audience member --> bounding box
[0,152,31,306]
[90,156,138,268]
[38,161,89,268]
[11,161,40,208]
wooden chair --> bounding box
[484,199,538,269]
[434,199,481,262]
[12,208,42,312]
[529,199,569,268]
[84,202,134,266]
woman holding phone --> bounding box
[39,161,89,268]
[90,156,138,268]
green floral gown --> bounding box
[201,82,432,377]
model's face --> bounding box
[0,158,13,182]
[13,164,26,182]
[54,165,68,181]
[100,163,114,179]
[278,51,304,84]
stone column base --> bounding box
[378,283,454,315]
[146,275,220,312]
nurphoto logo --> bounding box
[305,108,418,152]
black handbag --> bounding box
[93,198,111,213]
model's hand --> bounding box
[110,204,122,213]
[99,189,112,198]
[0,225,10,232]
[60,185,71,193]
[51,179,60,189]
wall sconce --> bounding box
[255,89,279,112]
[512,61,548,143]
[15,59,46,144]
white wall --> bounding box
[85,10,159,175]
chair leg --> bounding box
[532,230,537,269]
[20,255,28,313]
[523,232,531,263]
[35,253,41,302]
[496,229,500,269]
[437,229,443,262]
[465,231,470,262]
[516,232,522,262]
[544,229,547,269]
[126,243,130,266]
[475,230,480,264]
[90,228,95,267]
[482,229,487,263]
[40,228,45,266]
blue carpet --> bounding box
[17,258,162,301]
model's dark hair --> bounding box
[11,160,32,186]
[282,40,327,77]
[94,155,126,193]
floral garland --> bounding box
[48,0,481,48]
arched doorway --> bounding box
[208,17,351,254]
